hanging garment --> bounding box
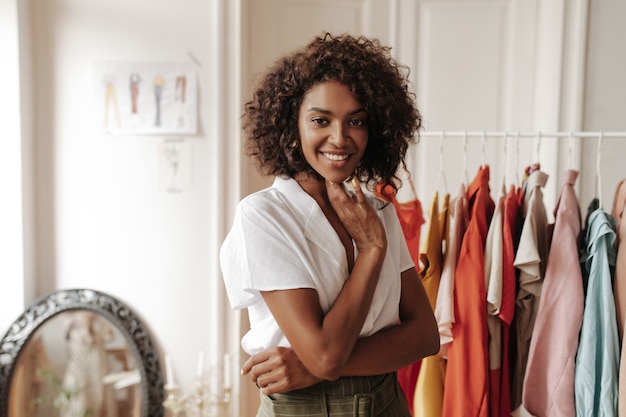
[500,184,522,417]
[522,170,584,417]
[375,179,425,414]
[375,180,425,266]
[442,165,494,417]
[484,186,505,417]
[613,179,626,336]
[413,191,449,417]
[580,199,601,296]
[510,170,550,412]
[613,179,626,417]
[575,207,618,416]
[435,184,469,359]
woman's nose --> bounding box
[329,122,349,146]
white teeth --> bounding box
[324,153,349,161]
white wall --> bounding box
[2,0,238,400]
[0,0,34,334]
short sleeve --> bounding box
[220,196,315,310]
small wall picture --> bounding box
[94,61,198,135]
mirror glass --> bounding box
[0,289,164,417]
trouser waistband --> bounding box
[258,372,404,416]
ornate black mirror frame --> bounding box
[0,288,164,417]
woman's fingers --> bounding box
[325,179,348,204]
[326,178,364,204]
[351,178,366,204]
[241,347,289,387]
[241,350,271,382]
[241,347,322,394]
[326,178,387,251]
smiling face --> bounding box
[297,81,368,184]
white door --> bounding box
[397,0,588,211]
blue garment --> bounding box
[575,208,618,417]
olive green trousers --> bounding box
[257,372,411,417]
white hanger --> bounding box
[481,131,487,168]
[536,131,542,165]
[462,131,470,185]
[568,131,574,169]
[502,132,508,189]
[436,131,449,194]
[514,131,520,187]
[596,132,604,209]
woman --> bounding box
[220,32,439,416]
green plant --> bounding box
[34,368,94,417]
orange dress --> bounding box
[442,166,494,417]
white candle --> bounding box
[196,351,204,379]
[223,353,231,389]
[164,354,176,389]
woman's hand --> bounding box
[325,179,387,252]
[241,347,322,395]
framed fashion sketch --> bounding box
[94,61,198,135]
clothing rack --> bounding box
[419,130,626,138]
[410,130,626,211]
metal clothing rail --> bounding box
[418,130,626,138]
[416,130,626,209]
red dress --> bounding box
[376,180,425,414]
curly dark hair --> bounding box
[243,32,421,193]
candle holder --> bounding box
[191,371,232,417]
[162,385,187,417]
[163,356,232,417]
[162,371,232,417]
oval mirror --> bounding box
[0,289,164,417]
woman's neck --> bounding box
[295,173,329,207]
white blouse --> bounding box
[220,176,414,355]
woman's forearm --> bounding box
[262,246,385,381]
[341,318,440,376]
